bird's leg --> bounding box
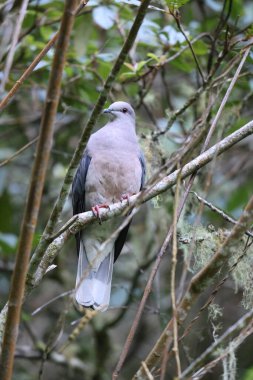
[120,193,136,205]
[92,204,110,224]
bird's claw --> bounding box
[120,193,135,206]
[92,204,110,224]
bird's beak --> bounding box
[103,108,112,114]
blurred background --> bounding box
[0,0,253,379]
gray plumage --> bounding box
[72,101,145,311]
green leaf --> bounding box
[147,53,160,62]
[243,368,253,380]
[124,62,135,71]
[192,40,209,55]
[119,72,138,81]
[165,0,190,9]
[136,60,147,72]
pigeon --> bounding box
[72,101,145,311]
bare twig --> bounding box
[0,2,78,379]
[141,361,154,380]
[160,170,182,380]
[0,0,29,92]
[191,191,253,238]
[15,345,86,370]
[203,47,251,151]
[172,10,206,84]
[0,137,38,168]
[0,0,88,111]
[31,290,73,316]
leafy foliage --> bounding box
[0,0,253,379]
[166,0,190,9]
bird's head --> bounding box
[103,101,135,123]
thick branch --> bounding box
[0,2,78,379]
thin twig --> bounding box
[172,10,206,84]
[141,361,154,380]
[171,173,181,380]
[180,307,253,379]
[0,0,88,111]
[160,170,182,380]
[191,191,253,238]
[31,290,73,316]
[0,0,29,92]
[191,323,253,379]
[203,47,251,151]
[0,137,38,168]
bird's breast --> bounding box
[85,149,142,209]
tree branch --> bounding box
[0,2,78,379]
[27,0,153,301]
[0,118,250,337]
[134,193,253,379]
[180,298,253,378]
[0,0,29,92]
[0,0,88,111]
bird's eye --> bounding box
[122,108,128,113]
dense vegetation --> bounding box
[0,0,253,379]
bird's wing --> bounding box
[139,150,146,191]
[72,152,91,254]
[114,150,146,262]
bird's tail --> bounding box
[75,243,114,311]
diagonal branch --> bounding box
[0,1,78,379]
[14,118,253,313]
[180,291,253,378]
[0,119,252,355]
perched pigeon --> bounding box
[72,101,145,311]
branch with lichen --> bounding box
[0,118,250,336]
[180,307,253,379]
[133,193,253,379]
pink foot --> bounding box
[120,193,136,205]
[92,204,110,223]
